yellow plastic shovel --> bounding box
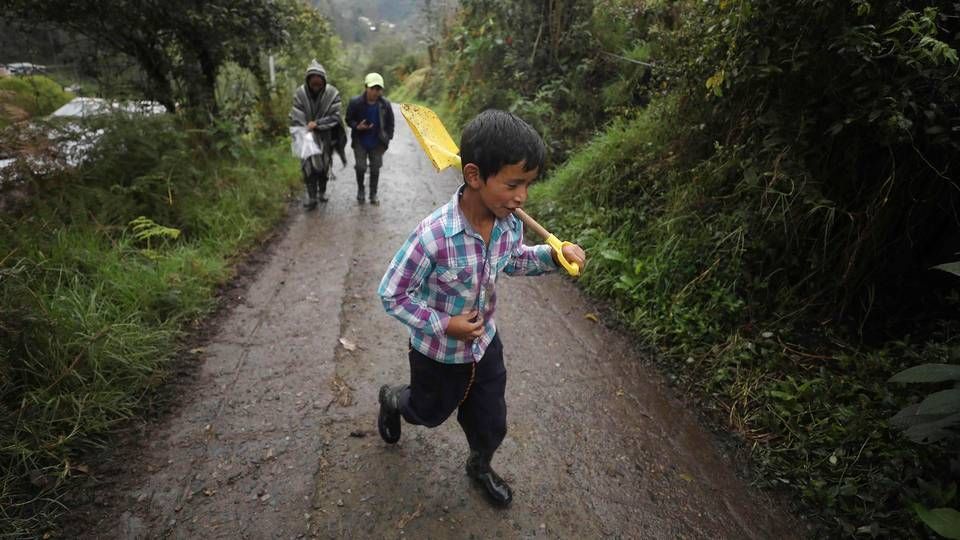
[399,103,581,277]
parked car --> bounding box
[4,63,47,75]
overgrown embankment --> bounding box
[0,116,300,536]
[0,75,72,128]
[529,98,953,537]
[401,0,959,536]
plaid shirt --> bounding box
[379,186,558,364]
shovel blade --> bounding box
[400,103,462,171]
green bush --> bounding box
[529,94,960,538]
[0,115,300,536]
[523,1,960,534]
[0,75,73,127]
[430,0,670,163]
[668,0,960,323]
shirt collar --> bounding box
[441,185,520,239]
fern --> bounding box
[128,216,181,249]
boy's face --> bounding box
[473,161,539,219]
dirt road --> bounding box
[66,107,799,539]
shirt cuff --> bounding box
[534,244,559,270]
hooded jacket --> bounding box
[290,60,346,175]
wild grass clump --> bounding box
[0,75,73,128]
[0,114,299,536]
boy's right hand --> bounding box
[446,310,484,341]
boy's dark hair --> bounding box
[460,109,546,180]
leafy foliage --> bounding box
[0,76,73,128]
[669,0,960,325]
[1,0,301,119]
[889,362,960,537]
[0,116,300,536]
[430,0,668,162]
[419,0,960,535]
[913,504,960,540]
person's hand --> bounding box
[307,120,317,130]
[357,119,372,131]
[556,243,587,271]
[446,310,484,341]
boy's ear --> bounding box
[463,163,483,188]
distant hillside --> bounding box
[314,0,456,46]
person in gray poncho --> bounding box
[290,59,346,209]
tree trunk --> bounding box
[197,47,220,117]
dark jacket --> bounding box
[345,94,395,150]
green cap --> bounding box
[364,72,385,89]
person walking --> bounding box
[345,72,394,205]
[290,59,346,209]
[376,110,587,507]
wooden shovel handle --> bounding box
[514,208,581,276]
[514,208,550,240]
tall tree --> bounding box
[2,0,298,118]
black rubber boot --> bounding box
[377,384,404,444]
[302,179,318,209]
[355,169,366,203]
[369,169,380,205]
[466,450,513,507]
[317,172,329,202]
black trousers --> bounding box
[399,335,507,455]
[304,168,328,197]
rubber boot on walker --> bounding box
[466,449,513,507]
[303,176,318,209]
[369,169,380,205]
[355,169,366,203]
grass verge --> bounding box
[0,115,300,537]
[527,98,957,537]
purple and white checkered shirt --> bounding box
[378,186,558,364]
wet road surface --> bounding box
[66,106,799,539]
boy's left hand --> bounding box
[555,243,586,271]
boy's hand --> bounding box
[555,243,587,271]
[307,120,317,130]
[446,310,484,341]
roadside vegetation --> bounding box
[394,0,959,536]
[0,75,72,128]
[3,0,958,536]
[0,1,342,536]
[0,120,300,534]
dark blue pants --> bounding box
[399,335,507,455]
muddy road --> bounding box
[66,107,799,539]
